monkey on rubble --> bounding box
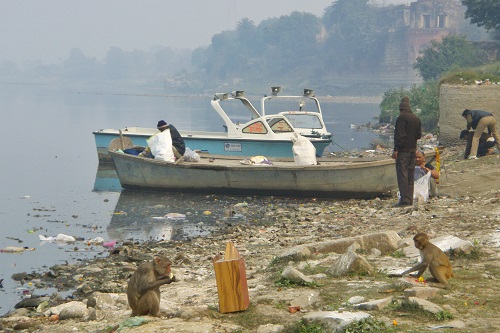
[127,256,175,317]
[402,232,453,288]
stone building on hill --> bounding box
[334,0,470,94]
[379,0,466,86]
[407,0,465,65]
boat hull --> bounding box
[94,129,332,162]
[110,151,398,199]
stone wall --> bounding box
[439,84,500,145]
[409,0,464,30]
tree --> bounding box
[236,18,259,55]
[379,81,440,132]
[413,35,483,81]
[322,0,386,72]
[63,48,98,80]
[206,30,240,77]
[197,12,322,79]
[237,18,256,41]
[104,47,129,80]
[258,12,321,59]
[461,0,500,32]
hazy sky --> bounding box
[0,0,408,65]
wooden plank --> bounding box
[213,242,250,313]
[224,241,240,260]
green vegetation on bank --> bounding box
[285,317,397,333]
[379,81,439,132]
[440,62,500,85]
[413,35,487,81]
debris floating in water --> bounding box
[102,240,117,248]
[152,213,187,220]
[1,246,35,253]
[39,234,76,244]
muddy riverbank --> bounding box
[1,146,499,333]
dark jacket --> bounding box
[394,111,422,152]
[167,124,186,155]
[463,109,493,130]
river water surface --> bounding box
[0,83,384,315]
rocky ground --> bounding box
[1,145,499,333]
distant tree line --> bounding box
[0,0,497,97]
[190,0,418,90]
[1,46,192,91]
[188,0,497,94]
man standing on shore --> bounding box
[392,96,422,206]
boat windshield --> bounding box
[283,114,323,129]
[267,117,293,133]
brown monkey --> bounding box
[127,256,175,316]
[402,233,453,288]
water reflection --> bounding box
[96,163,244,243]
[106,185,328,244]
[107,189,248,243]
[93,163,121,192]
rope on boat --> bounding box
[328,138,350,153]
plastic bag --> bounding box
[292,134,317,165]
[414,172,432,202]
[183,147,200,162]
[147,129,175,163]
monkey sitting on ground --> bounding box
[401,232,453,288]
[127,256,175,317]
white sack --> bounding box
[147,129,175,163]
[292,134,317,165]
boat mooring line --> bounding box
[330,139,349,153]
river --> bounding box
[0,83,385,315]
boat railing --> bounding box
[260,87,323,116]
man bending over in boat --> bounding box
[140,120,186,161]
[156,120,185,158]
